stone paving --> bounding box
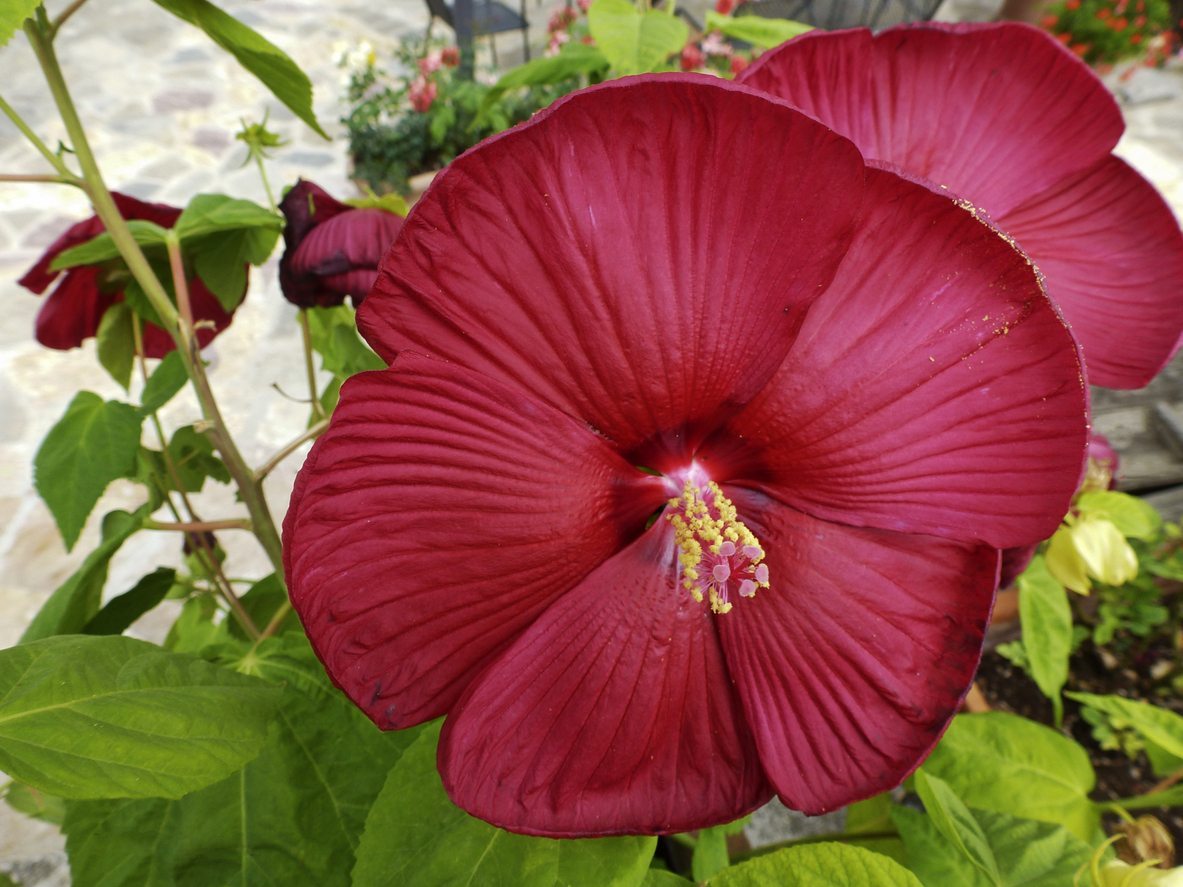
[0,0,1181,882]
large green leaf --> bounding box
[708,843,921,886]
[150,0,325,136]
[0,634,279,799]
[704,10,811,48]
[0,0,38,46]
[1067,692,1183,759]
[1017,556,1072,722]
[588,0,688,74]
[353,721,655,887]
[20,505,150,643]
[893,805,1090,887]
[34,391,144,550]
[922,712,1097,842]
[913,770,1002,885]
[63,635,425,886]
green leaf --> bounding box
[96,303,136,390]
[482,42,609,114]
[0,634,280,799]
[1067,692,1183,760]
[63,635,426,886]
[353,721,656,887]
[149,0,325,136]
[50,220,170,270]
[34,391,144,550]
[1075,490,1161,541]
[913,770,1002,884]
[708,842,922,886]
[704,10,812,48]
[4,782,66,825]
[166,425,230,492]
[588,0,689,74]
[923,712,1097,842]
[892,805,1090,887]
[83,568,177,636]
[642,872,693,886]
[139,350,188,414]
[173,194,280,310]
[847,792,895,835]
[0,0,38,46]
[306,305,384,378]
[20,505,150,643]
[1017,556,1072,722]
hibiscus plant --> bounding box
[4,0,1183,884]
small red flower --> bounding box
[278,179,404,308]
[1040,13,1059,26]
[1131,32,1144,44]
[18,193,238,358]
[408,76,437,113]
[1066,0,1081,7]
[738,23,1183,389]
[730,55,750,75]
[1071,41,1089,56]
[418,50,443,76]
[680,43,705,71]
[440,46,460,67]
[716,0,738,13]
[1098,6,1112,18]
[1056,31,1072,44]
[548,6,577,32]
[285,75,1088,836]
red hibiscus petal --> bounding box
[283,354,666,730]
[716,490,996,814]
[283,208,402,306]
[359,74,865,463]
[33,268,117,350]
[995,156,1183,389]
[439,526,771,836]
[739,24,1123,217]
[702,168,1087,549]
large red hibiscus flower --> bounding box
[738,22,1183,390]
[19,192,239,358]
[283,75,1088,836]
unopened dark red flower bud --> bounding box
[680,43,705,71]
[278,179,405,308]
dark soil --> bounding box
[975,639,1183,846]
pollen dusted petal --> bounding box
[283,354,665,730]
[715,490,997,814]
[359,74,864,461]
[439,528,772,837]
[995,156,1183,389]
[739,23,1123,217]
[701,167,1087,549]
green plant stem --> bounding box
[25,19,284,578]
[0,172,80,185]
[133,319,261,639]
[50,0,91,38]
[254,601,292,646]
[298,309,326,421]
[146,518,253,532]
[256,417,328,480]
[0,92,78,179]
[254,154,276,212]
[27,12,287,607]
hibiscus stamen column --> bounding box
[666,470,770,614]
